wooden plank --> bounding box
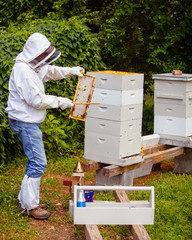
[73,102,100,105]
[84,225,103,240]
[143,143,167,155]
[81,161,106,172]
[131,225,151,240]
[114,190,151,240]
[113,189,130,202]
[104,146,184,177]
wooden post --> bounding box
[72,172,84,193]
[114,190,151,240]
[84,225,103,240]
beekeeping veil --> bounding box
[15,32,61,69]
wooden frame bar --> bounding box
[69,73,96,121]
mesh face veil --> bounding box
[29,47,61,69]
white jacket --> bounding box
[5,32,82,123]
[6,63,79,123]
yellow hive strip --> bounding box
[91,70,138,75]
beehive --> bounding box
[84,71,144,166]
[153,73,192,137]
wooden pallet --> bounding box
[81,144,185,177]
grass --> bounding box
[145,172,192,240]
[0,160,39,240]
[0,155,192,239]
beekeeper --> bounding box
[6,32,84,220]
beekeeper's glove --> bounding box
[58,97,74,110]
[71,66,84,77]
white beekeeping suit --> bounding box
[6,32,83,219]
[6,32,83,123]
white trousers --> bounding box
[18,175,41,210]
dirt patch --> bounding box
[30,205,83,240]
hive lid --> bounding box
[152,73,192,81]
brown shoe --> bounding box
[39,203,48,210]
[28,206,51,220]
[20,203,48,215]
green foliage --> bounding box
[0,102,23,163]
[0,18,104,164]
[142,94,154,136]
[54,0,192,93]
[96,0,192,88]
[0,0,55,27]
[1,0,192,164]
[41,113,85,156]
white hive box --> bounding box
[71,185,155,225]
[87,71,144,90]
[155,102,192,118]
[91,88,143,106]
[85,117,142,136]
[154,90,192,105]
[84,131,142,166]
[153,73,192,137]
[87,104,143,121]
[84,71,144,166]
[154,116,192,137]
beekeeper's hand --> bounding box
[71,66,84,77]
[58,97,74,110]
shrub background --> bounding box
[0,18,104,163]
[1,0,192,164]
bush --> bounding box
[142,94,154,136]
[0,18,104,164]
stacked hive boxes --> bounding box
[153,73,192,137]
[84,71,144,166]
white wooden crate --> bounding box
[87,71,144,90]
[155,102,192,118]
[84,131,141,161]
[87,104,143,121]
[155,79,192,93]
[71,185,155,225]
[85,117,142,136]
[91,88,143,106]
[154,115,192,137]
[154,90,192,105]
